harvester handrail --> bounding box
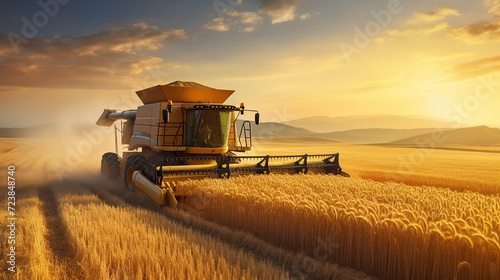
[156,121,186,146]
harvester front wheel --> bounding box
[101,152,120,179]
[124,155,148,191]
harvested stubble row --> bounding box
[177,174,500,280]
[0,187,62,280]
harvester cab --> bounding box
[97,81,349,207]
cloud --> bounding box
[299,13,312,20]
[204,10,262,32]
[382,22,450,39]
[446,1,500,43]
[406,6,461,24]
[485,0,500,15]
[387,3,500,44]
[378,7,459,41]
[204,0,311,31]
[419,52,474,63]
[453,55,500,80]
[255,0,307,24]
[204,18,230,31]
[226,10,262,25]
[0,23,186,90]
[449,18,500,43]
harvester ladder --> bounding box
[229,122,237,146]
[238,121,252,148]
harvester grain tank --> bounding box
[97,81,349,207]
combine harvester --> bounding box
[97,81,349,207]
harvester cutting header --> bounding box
[97,81,348,207]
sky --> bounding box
[0,0,499,127]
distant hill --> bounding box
[320,128,451,143]
[238,122,449,143]
[254,136,338,143]
[284,115,455,133]
[390,126,500,146]
[236,120,316,138]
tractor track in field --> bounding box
[38,185,85,280]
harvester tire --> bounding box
[124,155,148,191]
[148,153,165,166]
[101,152,121,179]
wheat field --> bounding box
[1,137,499,279]
[177,174,500,280]
[253,139,500,195]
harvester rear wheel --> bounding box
[124,155,148,191]
[101,152,120,179]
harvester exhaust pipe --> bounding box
[132,171,178,207]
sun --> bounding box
[425,93,457,119]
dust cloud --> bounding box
[0,123,119,186]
